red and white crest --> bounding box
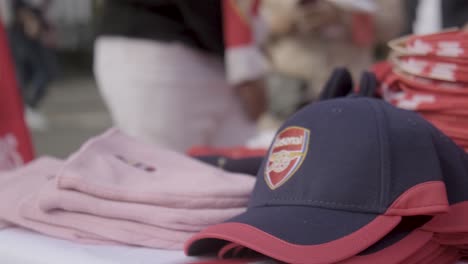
[265,126,310,189]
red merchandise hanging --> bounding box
[0,18,35,170]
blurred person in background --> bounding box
[403,0,468,35]
[94,0,268,152]
[261,0,379,99]
[7,0,57,131]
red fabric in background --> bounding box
[187,146,266,159]
[370,30,468,152]
[351,12,375,48]
[222,0,261,47]
[0,19,34,169]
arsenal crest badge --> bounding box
[265,126,310,190]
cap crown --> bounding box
[251,98,444,214]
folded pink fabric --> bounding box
[1,157,195,249]
[57,129,255,209]
[0,220,12,229]
[38,180,246,232]
[0,157,112,244]
[0,129,255,249]
[21,181,195,249]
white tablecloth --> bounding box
[0,228,198,264]
[0,227,466,264]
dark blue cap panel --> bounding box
[251,97,447,213]
[251,99,384,213]
[427,124,468,204]
[378,102,444,206]
[357,215,431,255]
[229,205,379,245]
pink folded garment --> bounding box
[0,220,12,229]
[0,157,113,244]
[57,128,255,209]
[21,182,195,249]
[38,178,246,232]
[7,158,196,249]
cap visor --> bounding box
[434,233,468,245]
[423,202,468,233]
[401,241,442,264]
[185,206,401,264]
[428,247,460,264]
[337,230,432,264]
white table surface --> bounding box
[0,227,466,264]
[0,228,199,264]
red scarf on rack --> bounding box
[0,19,34,170]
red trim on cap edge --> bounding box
[422,201,468,233]
[434,235,468,245]
[431,247,461,264]
[185,215,400,264]
[218,243,241,259]
[386,181,449,216]
[336,230,433,264]
[401,240,442,264]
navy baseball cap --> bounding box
[336,216,434,264]
[185,97,449,264]
[194,156,263,176]
[318,67,353,101]
[421,124,468,234]
[216,217,435,264]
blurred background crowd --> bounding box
[0,0,467,158]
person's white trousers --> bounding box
[94,37,255,152]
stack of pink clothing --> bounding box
[0,129,255,249]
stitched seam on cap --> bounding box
[267,198,381,210]
[387,180,446,209]
[389,204,448,209]
[367,99,387,210]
